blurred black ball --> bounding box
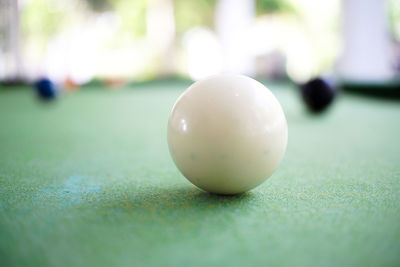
[34,78,57,100]
[300,77,337,113]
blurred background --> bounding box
[0,0,400,85]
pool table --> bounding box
[0,80,399,267]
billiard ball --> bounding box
[167,74,288,195]
[300,77,337,113]
[34,78,58,100]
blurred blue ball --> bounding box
[34,78,57,100]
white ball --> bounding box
[167,75,288,195]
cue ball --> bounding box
[167,74,288,195]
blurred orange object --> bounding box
[103,78,127,89]
[63,76,79,92]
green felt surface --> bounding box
[0,81,399,267]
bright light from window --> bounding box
[183,27,222,81]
